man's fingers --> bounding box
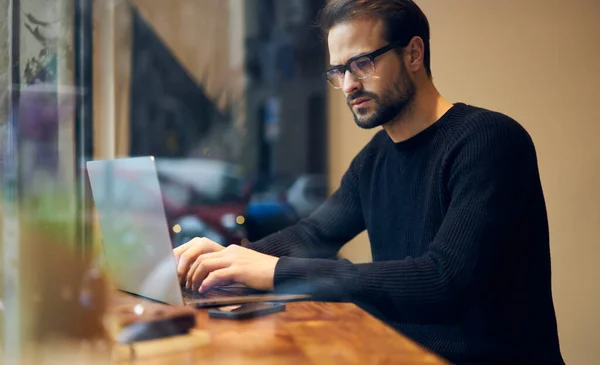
[185,259,200,288]
[199,268,237,293]
[176,251,195,280]
[173,241,190,257]
[190,258,230,291]
[195,250,225,262]
[176,244,208,279]
[185,250,225,287]
[174,238,225,274]
[173,238,200,258]
[174,237,213,260]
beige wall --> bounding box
[328,1,600,364]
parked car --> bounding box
[154,158,249,248]
[241,174,329,241]
[88,158,324,248]
[243,177,299,241]
[286,174,328,218]
[155,159,311,247]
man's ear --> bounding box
[406,36,425,73]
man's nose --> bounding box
[342,70,362,95]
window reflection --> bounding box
[1,0,329,357]
[124,0,328,247]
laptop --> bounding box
[86,156,309,308]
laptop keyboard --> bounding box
[181,287,210,299]
[181,284,264,300]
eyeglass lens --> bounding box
[327,56,375,88]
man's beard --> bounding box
[347,67,416,130]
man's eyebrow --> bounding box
[329,51,371,69]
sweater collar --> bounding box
[391,102,466,151]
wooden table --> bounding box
[112,295,449,365]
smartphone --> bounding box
[208,302,286,320]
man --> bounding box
[174,1,565,363]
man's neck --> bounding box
[382,86,454,143]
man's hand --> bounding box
[173,237,225,284]
[173,237,279,292]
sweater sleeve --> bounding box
[273,114,539,322]
[243,160,366,259]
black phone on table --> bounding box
[208,302,285,320]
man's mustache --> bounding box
[347,91,378,105]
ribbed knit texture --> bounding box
[245,103,564,365]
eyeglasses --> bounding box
[325,42,405,89]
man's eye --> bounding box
[353,58,371,70]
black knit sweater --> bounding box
[246,103,564,365]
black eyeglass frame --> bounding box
[325,42,407,88]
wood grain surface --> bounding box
[113,295,450,365]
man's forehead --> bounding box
[327,18,385,66]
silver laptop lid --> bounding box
[86,156,184,305]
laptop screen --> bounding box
[86,156,184,305]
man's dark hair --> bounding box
[318,0,432,77]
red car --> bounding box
[154,158,250,247]
[88,158,250,248]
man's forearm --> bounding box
[243,181,366,259]
[272,255,470,323]
[243,218,345,259]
